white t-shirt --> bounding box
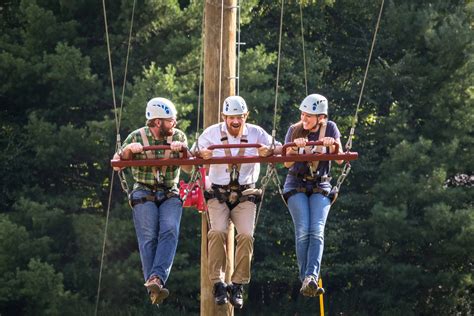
[195,122,279,185]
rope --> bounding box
[217,0,225,122]
[115,0,137,194]
[335,0,385,195]
[102,0,119,139]
[96,0,137,313]
[117,0,137,139]
[299,2,308,96]
[195,4,206,151]
[118,169,130,193]
[236,0,242,95]
[94,169,115,316]
[345,0,385,152]
[271,0,285,148]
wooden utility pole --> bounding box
[201,0,237,315]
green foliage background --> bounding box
[0,0,472,315]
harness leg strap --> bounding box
[130,191,179,207]
[130,195,157,207]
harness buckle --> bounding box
[155,169,165,184]
[308,165,315,178]
[228,165,241,192]
[229,165,239,182]
[228,191,240,204]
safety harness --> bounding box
[129,183,180,207]
[304,121,327,178]
[204,184,262,210]
[139,128,173,183]
[204,125,262,209]
[284,121,337,202]
[129,128,178,207]
[282,179,332,202]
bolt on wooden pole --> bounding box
[201,1,237,315]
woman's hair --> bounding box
[290,121,310,141]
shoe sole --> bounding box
[302,280,324,297]
[230,300,243,309]
[147,284,170,305]
[215,298,228,305]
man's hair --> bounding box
[221,112,249,120]
[146,118,158,127]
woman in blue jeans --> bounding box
[283,94,343,297]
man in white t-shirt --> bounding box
[194,96,281,309]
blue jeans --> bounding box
[131,189,183,284]
[287,192,331,281]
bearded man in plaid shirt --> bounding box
[113,97,192,305]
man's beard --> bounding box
[227,123,242,136]
[159,124,173,137]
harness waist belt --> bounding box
[288,171,332,183]
[205,184,261,209]
[288,171,322,182]
[283,186,330,202]
[137,182,172,192]
[211,183,255,191]
[130,192,179,207]
[130,183,179,207]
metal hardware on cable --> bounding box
[118,170,130,194]
[255,164,287,229]
[179,167,207,213]
[335,162,351,193]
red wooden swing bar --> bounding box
[110,140,358,168]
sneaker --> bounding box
[228,283,244,309]
[213,281,228,305]
[144,276,169,305]
[300,276,324,297]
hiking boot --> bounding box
[300,276,324,297]
[213,281,228,305]
[144,276,169,305]
[228,283,244,309]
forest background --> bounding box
[0,0,472,315]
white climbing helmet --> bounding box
[299,94,328,116]
[222,96,248,115]
[145,97,177,120]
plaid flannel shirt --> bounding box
[122,126,187,192]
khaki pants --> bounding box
[207,198,256,284]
